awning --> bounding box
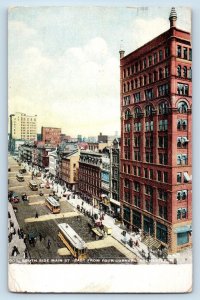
[184,172,190,182]
[110,198,121,206]
[174,225,192,233]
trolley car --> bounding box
[45,196,61,214]
[58,223,88,260]
[29,180,38,191]
[16,173,24,182]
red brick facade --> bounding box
[120,11,192,253]
[41,127,61,146]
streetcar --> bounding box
[29,180,38,191]
[58,223,88,260]
[45,196,60,214]
[16,173,24,182]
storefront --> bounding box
[156,222,168,244]
[174,225,192,246]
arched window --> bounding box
[159,102,168,115]
[178,101,188,113]
[125,109,131,120]
[127,82,130,91]
[145,105,153,117]
[134,107,142,118]
[177,65,181,77]
[183,66,187,78]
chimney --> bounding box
[119,49,125,59]
[169,7,177,28]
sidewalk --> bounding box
[8,202,27,263]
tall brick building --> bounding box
[120,8,192,253]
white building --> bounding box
[48,150,58,177]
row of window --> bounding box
[125,120,168,132]
[123,68,169,92]
[177,45,192,61]
[123,47,170,79]
[177,65,192,79]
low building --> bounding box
[41,127,61,146]
[48,150,58,178]
[60,151,80,191]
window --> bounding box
[124,192,131,203]
[189,48,192,61]
[177,208,187,220]
[134,122,141,132]
[134,195,140,207]
[178,101,188,114]
[177,190,188,200]
[133,166,137,175]
[158,189,168,201]
[165,66,169,77]
[159,153,168,165]
[177,232,189,245]
[145,199,153,213]
[188,67,192,79]
[159,50,163,61]
[158,84,169,96]
[145,185,153,196]
[154,52,157,64]
[177,119,187,130]
[156,223,168,243]
[159,68,163,80]
[146,152,153,163]
[183,66,187,78]
[124,96,130,105]
[145,121,153,132]
[125,109,131,120]
[124,178,130,188]
[177,65,181,77]
[134,136,140,147]
[157,170,162,181]
[124,137,130,146]
[183,47,188,59]
[139,77,142,87]
[135,62,138,73]
[159,120,168,131]
[145,105,153,117]
[145,88,154,100]
[134,92,141,103]
[148,56,152,66]
[159,205,167,219]
[153,70,157,82]
[164,172,168,183]
[143,58,147,69]
[145,136,153,148]
[144,168,148,178]
[134,181,140,192]
[177,45,182,58]
[177,172,182,183]
[177,83,189,96]
[138,167,141,176]
[125,123,131,132]
[124,151,130,160]
[149,73,152,84]
[165,47,170,58]
[159,102,168,115]
[134,151,141,161]
[149,169,153,179]
[143,75,147,85]
[158,136,168,148]
[177,136,188,148]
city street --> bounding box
[8,155,138,264]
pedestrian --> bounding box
[23,249,28,259]
[35,211,39,218]
[147,253,151,263]
[12,246,20,256]
[47,239,51,249]
[17,228,20,236]
[23,233,27,244]
[8,211,11,219]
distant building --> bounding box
[88,142,112,152]
[98,132,108,143]
[41,127,61,146]
[77,135,82,142]
[9,112,37,141]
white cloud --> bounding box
[9,37,120,136]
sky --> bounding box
[8,6,191,137]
